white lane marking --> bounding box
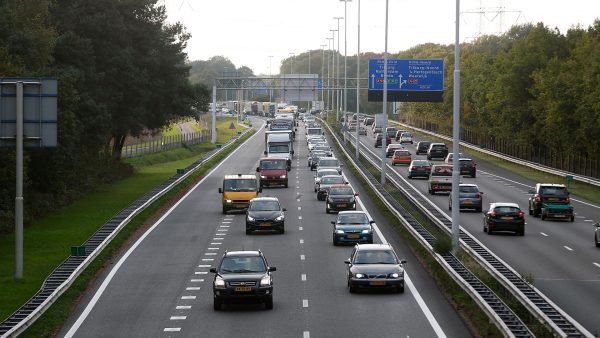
[164,328,181,332]
[221,221,232,224]
[220,225,230,228]
[62,124,266,338]
[176,306,191,310]
[301,274,307,281]
[354,196,447,338]
[299,226,303,231]
[191,279,204,282]
[198,264,211,268]
[540,232,548,237]
[170,316,187,320]
[202,259,214,261]
[215,233,227,236]
[205,253,217,256]
[300,239,304,244]
[303,299,309,308]
[298,216,303,220]
[213,237,224,240]
[300,255,305,260]
[210,242,222,245]
[564,246,574,251]
[181,296,196,300]
[303,331,310,338]
[195,272,208,275]
[298,206,301,211]
[297,186,300,189]
[207,247,219,250]
[584,219,594,222]
[186,287,201,291]
[593,262,600,269]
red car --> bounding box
[392,150,411,165]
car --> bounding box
[415,141,432,155]
[219,174,261,214]
[449,184,483,212]
[317,157,343,174]
[399,132,413,144]
[407,160,432,179]
[210,250,276,310]
[307,137,326,150]
[374,133,392,148]
[332,211,374,245]
[350,126,367,135]
[427,143,449,160]
[595,222,600,247]
[344,243,406,293]
[394,130,408,141]
[385,143,404,157]
[314,168,341,191]
[317,175,347,200]
[245,197,286,234]
[428,164,453,194]
[308,151,327,170]
[326,184,358,213]
[364,117,374,126]
[312,145,332,157]
[458,158,477,178]
[373,126,383,134]
[392,149,412,166]
[444,152,464,164]
[483,202,525,236]
[528,183,573,221]
[385,127,397,139]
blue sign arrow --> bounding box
[368,59,444,91]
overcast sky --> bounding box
[163,0,599,75]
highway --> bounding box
[347,122,600,335]
[58,118,471,338]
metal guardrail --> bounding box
[0,126,256,337]
[335,121,593,338]
[387,119,600,187]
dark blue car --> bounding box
[332,211,374,245]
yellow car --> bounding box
[218,174,260,214]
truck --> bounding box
[262,102,276,117]
[264,130,294,166]
[269,116,296,139]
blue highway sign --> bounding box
[368,59,444,91]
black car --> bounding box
[415,141,432,155]
[344,243,406,293]
[385,127,397,139]
[326,185,357,213]
[458,158,477,178]
[364,117,374,126]
[317,175,347,201]
[374,133,392,148]
[407,160,432,179]
[483,202,525,236]
[210,250,276,310]
[528,183,572,219]
[246,197,286,234]
[427,143,449,160]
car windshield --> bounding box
[540,186,568,196]
[419,142,431,148]
[223,179,257,191]
[337,213,369,224]
[317,170,338,178]
[307,129,322,135]
[460,186,479,193]
[219,256,266,273]
[401,133,412,137]
[388,144,402,149]
[330,187,353,195]
[260,160,286,170]
[321,177,344,184]
[319,160,338,167]
[249,200,280,211]
[353,250,397,264]
[269,144,289,153]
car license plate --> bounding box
[463,199,472,204]
[370,281,386,286]
[338,203,347,207]
[347,234,360,239]
[260,222,271,227]
[235,287,252,292]
[501,216,513,220]
[548,197,558,201]
[555,214,565,217]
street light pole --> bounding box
[451,0,462,254]
[355,0,360,160]
[340,0,350,117]
[268,55,273,103]
[381,0,389,185]
[333,17,343,119]
[330,29,338,121]
[320,44,327,111]
[326,37,333,112]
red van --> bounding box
[256,158,290,188]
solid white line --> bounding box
[181,296,196,300]
[300,239,304,244]
[170,316,187,320]
[186,287,201,291]
[191,279,204,282]
[593,262,600,269]
[176,306,191,310]
[540,232,548,237]
[163,328,181,332]
[303,331,310,338]
[303,299,308,308]
[299,226,303,231]
[354,195,447,338]
[198,264,211,267]
[564,246,574,251]
[301,274,307,281]
[300,254,305,260]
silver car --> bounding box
[314,168,340,192]
[317,157,343,174]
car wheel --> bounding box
[279,227,285,234]
[397,285,405,293]
[471,172,476,178]
[519,229,525,236]
[408,174,412,179]
[448,203,452,211]
[476,206,482,212]
[325,208,330,214]
[265,296,273,310]
[541,213,546,221]
[427,156,431,160]
[246,229,252,235]
[528,205,533,215]
[430,190,435,195]
[222,206,227,214]
[483,224,487,232]
[333,237,339,246]
[213,299,222,311]
[570,215,575,222]
[596,236,600,247]
[487,228,493,235]
[348,282,356,293]
[284,182,288,188]
[533,208,540,217]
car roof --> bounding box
[261,157,287,161]
[490,202,520,208]
[338,210,367,216]
[251,197,279,202]
[459,183,479,188]
[224,174,256,179]
[355,243,393,251]
[330,184,352,188]
[225,250,261,257]
[321,175,343,179]
[537,183,566,187]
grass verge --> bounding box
[0,119,247,324]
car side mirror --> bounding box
[287,166,291,171]
[331,221,336,225]
[282,208,287,211]
[344,260,351,265]
[218,188,223,194]
[369,220,375,224]
[291,150,295,154]
[263,151,268,155]
[258,187,263,193]
[479,192,484,195]
[268,267,277,272]
[256,167,260,172]
[528,189,534,194]
[354,193,359,196]
[209,268,217,273]
[400,259,407,264]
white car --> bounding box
[399,132,413,144]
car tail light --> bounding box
[475,193,482,198]
[424,166,431,170]
[489,210,496,218]
[534,196,542,202]
[517,210,524,218]
[409,166,416,171]
[566,197,570,203]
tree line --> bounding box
[0,0,209,233]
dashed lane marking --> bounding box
[303,299,308,308]
[220,225,230,228]
[164,328,181,332]
[191,279,204,282]
[198,264,211,267]
[213,237,224,240]
[299,226,303,231]
[540,232,548,237]
[298,206,301,210]
[298,216,303,220]
[205,253,217,256]
[584,219,594,222]
[300,239,304,244]
[186,287,201,291]
[300,255,305,260]
[564,246,574,251]
[181,296,196,300]
[303,332,310,338]
[170,316,186,320]
[301,274,307,281]
[210,242,222,245]
[201,259,214,262]
[176,306,191,310]
[195,272,208,275]
[208,247,219,250]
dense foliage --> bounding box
[0,0,205,232]
[188,56,255,102]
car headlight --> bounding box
[247,215,255,222]
[226,199,232,203]
[335,229,344,234]
[354,273,365,278]
[260,175,267,179]
[275,215,284,221]
[389,273,400,278]
[260,276,271,286]
[280,175,287,179]
[361,229,372,234]
[214,276,225,287]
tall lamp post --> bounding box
[340,0,351,120]
[320,44,327,110]
[326,37,333,111]
[451,0,462,253]
[330,29,338,120]
[354,0,360,159]
[268,55,273,102]
[381,0,389,185]
[333,17,343,119]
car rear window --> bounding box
[493,206,520,213]
[330,187,353,195]
[394,150,410,156]
[321,176,345,184]
[319,160,339,166]
[432,144,447,149]
[431,166,452,176]
[539,186,568,196]
[459,186,479,193]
